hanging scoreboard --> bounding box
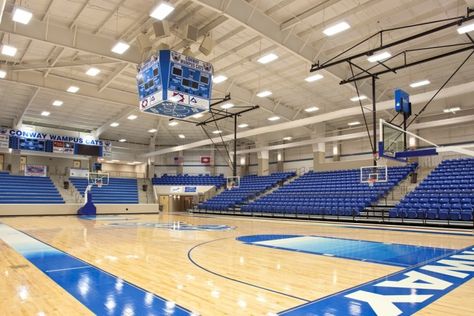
[137,50,213,119]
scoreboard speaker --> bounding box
[153,21,170,39]
[185,24,199,42]
[199,34,215,56]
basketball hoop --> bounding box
[97,181,103,188]
[368,178,376,187]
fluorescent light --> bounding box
[268,116,280,121]
[192,113,204,118]
[111,41,130,54]
[410,80,430,88]
[443,107,461,113]
[367,51,391,63]
[350,95,367,102]
[119,138,127,143]
[457,22,474,34]
[67,86,80,93]
[1,45,17,57]
[212,130,222,134]
[304,74,324,82]
[0,70,6,78]
[41,111,50,117]
[12,7,33,24]
[168,121,178,126]
[323,21,351,36]
[110,122,119,127]
[148,128,157,133]
[212,75,227,84]
[221,103,234,109]
[52,100,63,107]
[150,2,175,20]
[127,114,138,120]
[257,90,272,98]
[283,136,292,141]
[178,134,185,139]
[238,123,248,128]
[305,106,319,113]
[257,53,278,64]
[348,121,360,126]
[86,67,101,76]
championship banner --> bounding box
[0,134,8,149]
[25,165,47,177]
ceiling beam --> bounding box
[93,107,138,138]
[98,63,129,92]
[8,57,121,71]
[69,0,90,29]
[280,0,339,31]
[13,87,40,129]
[93,0,126,34]
[0,12,142,64]
[43,47,65,78]
[141,80,474,157]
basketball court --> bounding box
[0,0,474,315]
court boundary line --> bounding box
[186,237,311,303]
[0,222,194,315]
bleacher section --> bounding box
[0,173,64,204]
[390,158,474,221]
[240,165,415,217]
[198,172,295,211]
[152,174,226,188]
[70,177,138,204]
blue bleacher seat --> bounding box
[0,173,64,204]
[70,177,138,204]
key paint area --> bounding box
[0,223,193,316]
[237,234,454,267]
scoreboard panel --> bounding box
[137,50,213,119]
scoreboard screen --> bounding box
[20,138,45,152]
[76,144,101,156]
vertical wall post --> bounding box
[372,75,377,166]
[233,115,237,177]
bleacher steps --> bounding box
[137,178,155,203]
[50,175,80,203]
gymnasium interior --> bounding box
[0,0,473,315]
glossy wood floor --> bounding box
[1,213,473,315]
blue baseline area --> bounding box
[237,235,454,267]
[279,244,474,316]
[0,223,192,316]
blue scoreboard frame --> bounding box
[137,50,213,119]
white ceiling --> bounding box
[0,0,473,150]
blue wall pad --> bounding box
[279,244,474,316]
[0,223,192,316]
[237,235,454,267]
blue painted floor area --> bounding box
[237,234,454,267]
[0,223,192,316]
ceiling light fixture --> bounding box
[118,138,127,143]
[238,123,248,128]
[150,2,175,20]
[178,134,185,139]
[350,95,367,102]
[41,111,50,117]
[457,22,474,34]
[86,67,101,76]
[212,75,227,84]
[168,121,178,126]
[257,53,278,64]
[111,41,130,54]
[268,116,280,121]
[443,107,461,114]
[212,130,222,134]
[148,128,157,133]
[367,51,391,63]
[221,103,234,109]
[304,74,324,82]
[283,136,292,141]
[52,100,63,107]
[127,114,138,120]
[192,113,204,118]
[12,7,33,24]
[257,90,272,98]
[1,45,17,57]
[67,86,79,93]
[348,121,361,126]
[323,21,351,36]
[110,122,119,127]
[409,80,430,88]
[0,70,6,79]
[305,106,319,112]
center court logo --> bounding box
[107,221,235,231]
